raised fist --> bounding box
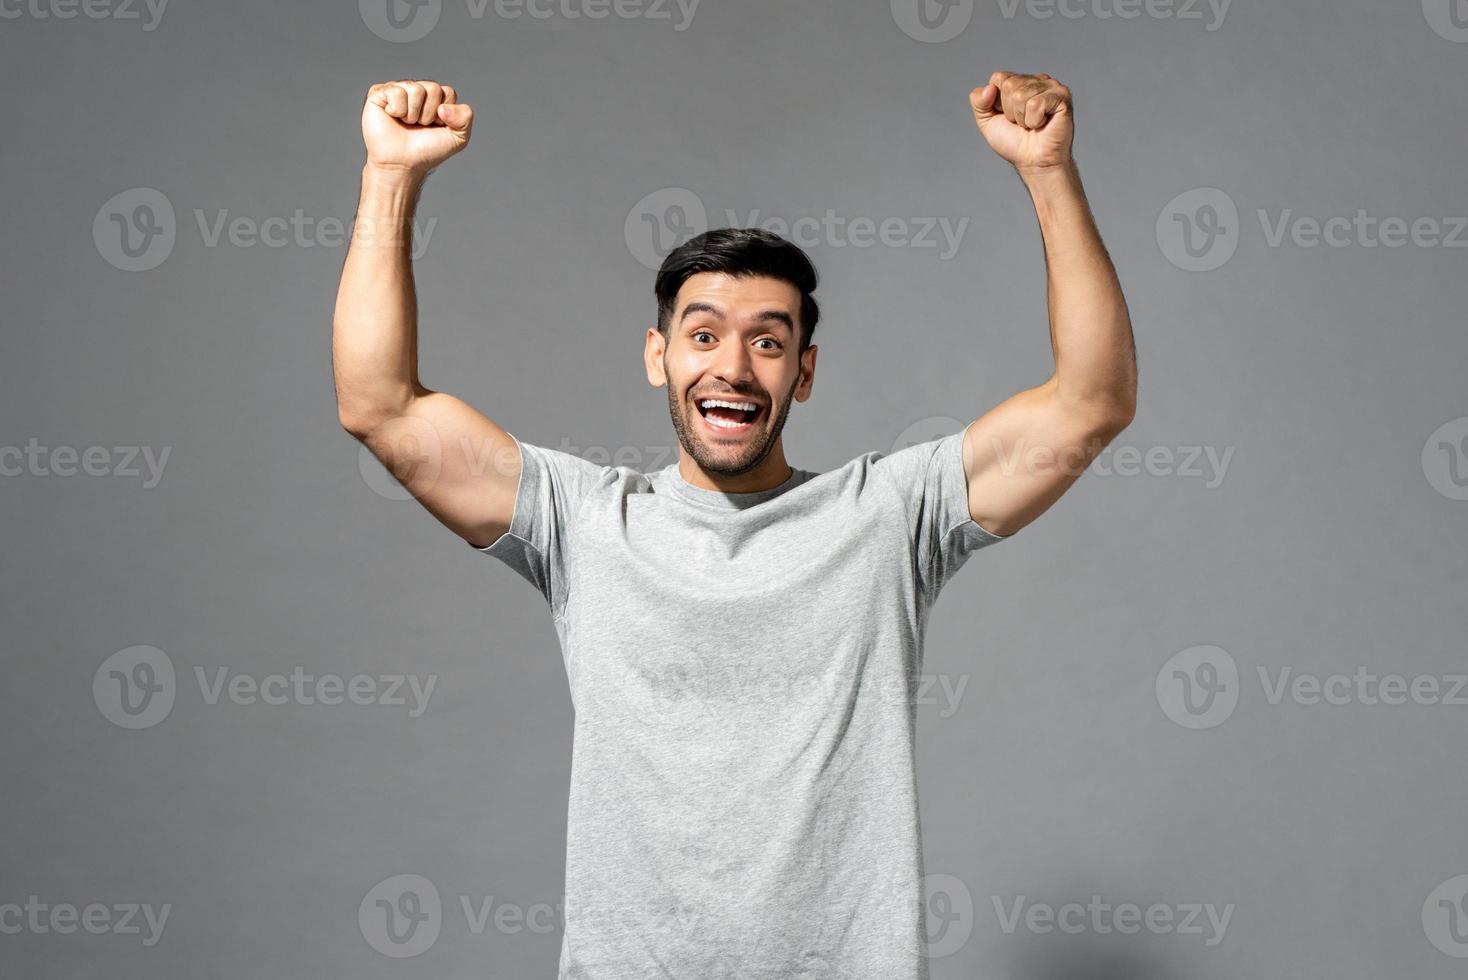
[970,71,1074,176]
[361,79,473,176]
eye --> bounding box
[692,330,714,344]
[755,338,781,351]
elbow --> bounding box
[337,403,388,441]
[1106,393,1137,433]
[1080,392,1136,445]
[338,410,370,440]
[1088,371,1138,441]
[335,385,417,440]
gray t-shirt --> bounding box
[472,422,1006,979]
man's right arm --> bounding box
[332,79,520,550]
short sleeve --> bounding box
[872,419,1009,602]
[469,432,609,617]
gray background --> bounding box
[3,0,1466,976]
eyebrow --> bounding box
[678,302,794,334]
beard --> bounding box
[665,362,798,478]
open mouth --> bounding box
[695,396,764,432]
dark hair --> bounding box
[654,228,820,354]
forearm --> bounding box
[332,164,427,434]
[1022,161,1137,423]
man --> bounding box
[333,72,1135,979]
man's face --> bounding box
[645,272,817,477]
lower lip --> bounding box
[696,404,762,437]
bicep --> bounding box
[962,376,1124,538]
[357,389,521,548]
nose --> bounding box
[708,337,756,390]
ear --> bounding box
[644,326,668,387]
[793,343,817,403]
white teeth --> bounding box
[698,398,759,412]
[704,414,750,429]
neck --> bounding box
[677,443,793,493]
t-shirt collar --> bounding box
[663,462,805,511]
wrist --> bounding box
[362,161,427,194]
[358,163,426,219]
[1018,158,1079,190]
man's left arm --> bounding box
[960,71,1138,538]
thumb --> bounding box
[969,84,1000,125]
[437,102,474,136]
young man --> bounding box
[333,73,1136,979]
